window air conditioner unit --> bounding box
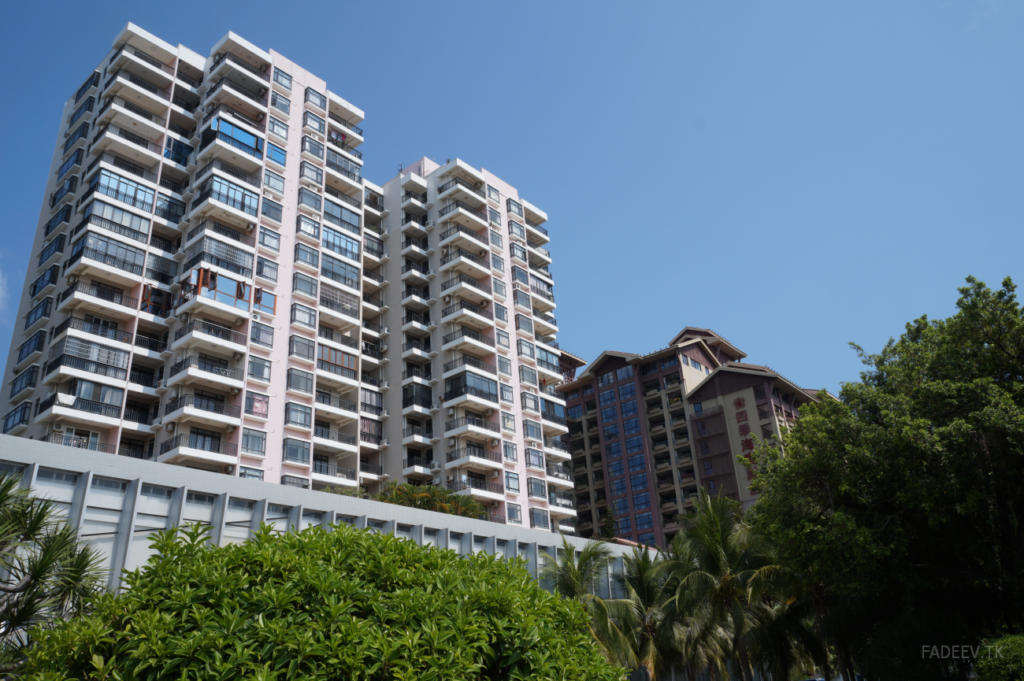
[447,408,455,416]
[433,477,442,485]
[430,462,442,472]
[489,471,500,480]
[443,296,451,303]
[445,474,454,482]
[447,438,457,447]
[166,423,176,432]
[484,409,494,417]
[52,423,65,432]
[490,439,499,447]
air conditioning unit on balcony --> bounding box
[179,313,190,324]
[165,423,176,433]
[447,408,455,416]
[443,296,451,304]
[51,423,65,432]
[445,474,454,482]
[432,477,442,485]
[490,439,499,447]
[489,471,500,480]
[430,462,442,472]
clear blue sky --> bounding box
[2,1,1021,393]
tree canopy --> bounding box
[18,522,623,681]
[749,276,1024,680]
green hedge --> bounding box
[975,635,1024,681]
[21,524,624,680]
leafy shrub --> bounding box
[20,523,623,680]
[975,635,1024,681]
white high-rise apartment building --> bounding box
[2,24,572,534]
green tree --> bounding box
[749,276,1024,681]
[541,536,613,602]
[19,522,623,680]
[0,474,103,676]
[975,635,1024,681]
[600,510,617,541]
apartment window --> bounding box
[608,461,624,477]
[604,443,623,460]
[506,198,523,217]
[616,517,631,534]
[681,356,691,367]
[282,368,312,395]
[251,321,274,348]
[303,111,326,133]
[624,418,640,435]
[245,391,269,418]
[500,383,514,403]
[283,438,310,464]
[498,357,512,375]
[612,499,629,515]
[487,185,500,202]
[324,199,360,232]
[268,116,288,139]
[513,289,531,311]
[262,197,283,223]
[285,402,312,428]
[274,67,292,90]
[510,243,527,262]
[604,424,620,440]
[239,467,264,481]
[488,207,501,225]
[601,405,617,422]
[514,315,533,336]
[626,436,644,453]
[628,454,645,472]
[271,91,290,114]
[267,143,286,166]
[512,265,529,286]
[493,279,506,298]
[567,388,581,400]
[91,169,155,211]
[530,508,549,530]
[616,366,634,381]
[508,221,525,240]
[641,361,657,375]
[298,189,322,214]
[496,329,510,349]
[527,477,546,499]
[305,87,327,109]
[259,226,280,251]
[598,371,614,387]
[517,339,534,359]
[521,392,540,413]
[256,257,278,282]
[290,303,316,328]
[631,473,648,490]
[242,428,266,456]
[492,254,504,272]
[636,513,654,531]
[507,503,522,525]
[57,149,83,180]
[248,355,271,381]
[502,411,516,432]
[633,492,651,511]
[494,303,508,323]
[254,288,276,315]
[662,356,680,369]
[265,169,285,194]
[621,400,638,418]
[322,253,359,288]
[599,389,616,406]
[638,532,655,544]
[295,243,319,269]
[3,403,31,434]
[505,471,520,493]
[503,441,518,463]
[323,227,360,260]
[610,479,626,496]
[293,272,317,298]
[490,230,503,249]
[703,460,714,476]
[289,335,315,360]
[10,367,39,399]
[567,404,582,420]
[523,419,542,441]
[23,299,52,330]
[619,383,636,399]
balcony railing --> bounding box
[525,218,549,236]
[530,285,556,303]
[169,356,244,381]
[448,479,504,495]
[65,246,144,277]
[99,95,167,127]
[165,394,241,418]
[206,78,268,107]
[111,43,174,75]
[38,393,121,419]
[59,282,138,309]
[440,248,488,269]
[546,462,573,481]
[42,431,116,454]
[319,294,359,320]
[53,316,133,345]
[315,392,358,413]
[360,432,383,445]
[447,448,501,464]
[202,102,267,133]
[437,176,485,199]
[128,370,156,387]
[327,110,363,135]
[316,359,357,380]
[175,319,247,346]
[441,273,491,295]
[444,416,500,433]
[159,433,237,457]
[442,327,494,348]
[199,129,264,162]
[442,355,496,375]
[443,385,498,404]
[313,426,358,446]
[402,339,431,353]
[188,218,256,247]
[537,358,561,374]
[194,158,262,189]
[442,300,493,321]
[312,461,357,480]
[360,461,383,475]
[105,69,170,100]
[213,51,269,81]
[45,354,127,381]
[403,456,435,468]
[326,134,362,160]
[318,326,358,350]
[439,200,487,222]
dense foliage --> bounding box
[0,474,102,677]
[748,276,1024,680]
[19,522,622,681]
[374,481,486,518]
[974,635,1024,681]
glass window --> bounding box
[495,303,508,322]
[245,391,269,418]
[274,67,292,90]
[291,302,316,328]
[567,404,582,419]
[503,441,517,462]
[598,371,614,387]
[506,198,523,217]
[662,356,680,369]
[253,288,276,315]
[599,389,616,406]
[259,226,280,252]
[630,473,648,490]
[617,517,631,534]
[262,197,283,222]
[268,116,288,139]
[628,454,645,472]
[498,357,512,375]
[256,257,278,282]
[636,513,654,531]
[505,472,520,493]
[293,272,317,297]
[289,335,315,360]
[616,366,634,381]
[487,185,501,202]
[633,493,650,510]
[511,243,527,262]
[502,411,516,432]
[606,442,622,458]
[523,419,542,440]
[621,400,637,418]
[285,402,312,427]
[619,383,636,399]
[267,143,286,166]
[305,87,327,109]
[610,479,626,496]
[624,418,640,435]
[513,289,531,310]
[608,461,624,477]
[517,339,534,359]
[303,111,326,133]
[493,279,506,298]
[489,207,501,225]
[496,329,510,349]
[323,200,360,232]
[263,170,285,196]
[500,383,514,403]
[601,405,617,422]
[283,438,310,464]
[271,91,290,114]
[490,230,503,248]
[507,503,522,524]
[521,392,540,412]
[508,221,525,240]
[248,355,271,381]
[519,365,537,386]
[604,424,619,440]
[242,428,266,456]
[251,321,274,347]
[626,436,644,453]
[492,254,504,272]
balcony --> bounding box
[401,212,429,237]
[35,393,122,429]
[172,319,247,355]
[311,461,358,487]
[440,273,492,305]
[439,223,488,251]
[525,218,550,245]
[318,294,360,329]
[40,432,116,455]
[438,200,488,230]
[166,355,245,391]
[448,478,504,502]
[103,68,171,111]
[530,285,557,312]
[442,355,496,379]
[110,43,174,85]
[439,247,491,279]
[444,416,500,438]
[546,462,574,485]
[441,300,493,329]
[360,432,385,450]
[548,491,577,515]
[63,246,143,287]
[446,447,502,471]
[437,176,486,207]
[544,437,571,461]
[312,426,359,454]
[402,456,436,476]
[52,316,133,348]
[164,394,242,428]
[96,95,166,142]
[442,384,499,410]
[205,77,268,115]
[158,432,238,467]
[193,158,262,195]
[441,327,495,355]
[57,282,138,320]
[314,391,358,421]
[315,359,359,389]
[401,339,433,360]
[196,129,264,174]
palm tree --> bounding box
[0,473,103,675]
[541,536,613,602]
[661,489,793,681]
